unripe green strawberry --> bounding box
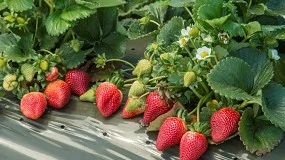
[79,85,97,103]
[132,59,152,76]
[139,17,150,24]
[21,63,36,82]
[0,57,6,68]
[189,27,200,37]
[184,71,196,87]
[121,97,145,119]
[4,14,15,22]
[3,74,18,91]
[128,80,145,97]
[39,59,49,71]
[16,17,26,25]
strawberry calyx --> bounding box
[188,122,211,137]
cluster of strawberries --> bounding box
[20,66,241,160]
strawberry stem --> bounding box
[124,77,138,83]
[138,91,150,99]
[106,59,135,69]
[191,88,203,99]
[238,100,249,110]
[148,76,168,82]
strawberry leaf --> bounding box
[127,19,158,40]
[4,45,33,62]
[45,11,75,36]
[0,33,20,52]
[208,57,255,101]
[239,107,283,156]
[273,60,285,86]
[232,47,274,94]
[4,0,33,12]
[157,17,184,48]
[60,3,94,22]
[262,82,285,131]
[169,0,194,7]
[57,43,86,69]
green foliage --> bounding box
[239,107,283,156]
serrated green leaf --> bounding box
[168,72,183,86]
[266,0,285,14]
[94,32,127,59]
[243,21,262,36]
[148,1,168,24]
[273,60,285,86]
[4,0,33,12]
[205,14,231,27]
[169,0,194,7]
[214,45,228,60]
[97,7,118,37]
[127,19,158,40]
[208,57,255,101]
[232,48,274,94]
[75,0,125,9]
[157,17,184,47]
[0,33,19,52]
[58,43,86,69]
[60,3,94,21]
[239,107,283,156]
[220,21,246,37]
[73,13,101,43]
[4,45,32,62]
[45,11,74,36]
[227,40,250,53]
[262,82,285,131]
[249,4,266,15]
[37,27,59,50]
[198,3,223,21]
[118,0,148,16]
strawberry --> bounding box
[180,131,208,160]
[3,74,18,91]
[45,66,59,81]
[121,97,145,119]
[183,71,196,87]
[155,117,187,151]
[210,107,240,143]
[44,80,71,108]
[79,85,97,102]
[20,92,47,120]
[39,59,49,71]
[141,91,172,126]
[65,68,89,96]
[128,80,145,97]
[132,59,152,76]
[20,63,35,82]
[95,82,123,117]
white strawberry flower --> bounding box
[196,46,212,60]
[201,33,213,43]
[181,26,192,37]
[270,49,280,60]
[178,37,189,47]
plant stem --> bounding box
[199,80,210,93]
[106,59,135,69]
[33,12,40,47]
[138,91,150,99]
[44,0,55,14]
[185,47,197,65]
[124,77,138,83]
[150,20,160,27]
[148,76,168,82]
[184,7,195,23]
[62,29,72,45]
[238,100,249,110]
[38,49,54,55]
[191,88,203,99]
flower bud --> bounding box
[183,71,196,87]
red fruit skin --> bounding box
[96,82,123,117]
[121,98,144,119]
[180,131,208,160]
[65,69,89,96]
[210,107,240,143]
[141,91,171,126]
[45,66,59,81]
[20,92,47,120]
[155,117,187,151]
[44,80,71,108]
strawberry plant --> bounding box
[0,0,127,99]
[120,0,285,158]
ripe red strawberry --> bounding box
[121,97,145,119]
[65,68,89,96]
[141,91,172,126]
[45,66,59,81]
[180,131,208,160]
[96,82,123,117]
[155,117,187,151]
[20,92,47,120]
[44,80,71,108]
[210,107,240,143]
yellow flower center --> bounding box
[200,51,209,58]
[181,38,187,45]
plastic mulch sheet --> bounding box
[1,38,285,160]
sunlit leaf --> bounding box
[169,0,194,7]
[45,11,74,36]
[60,3,94,21]
[4,0,33,12]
